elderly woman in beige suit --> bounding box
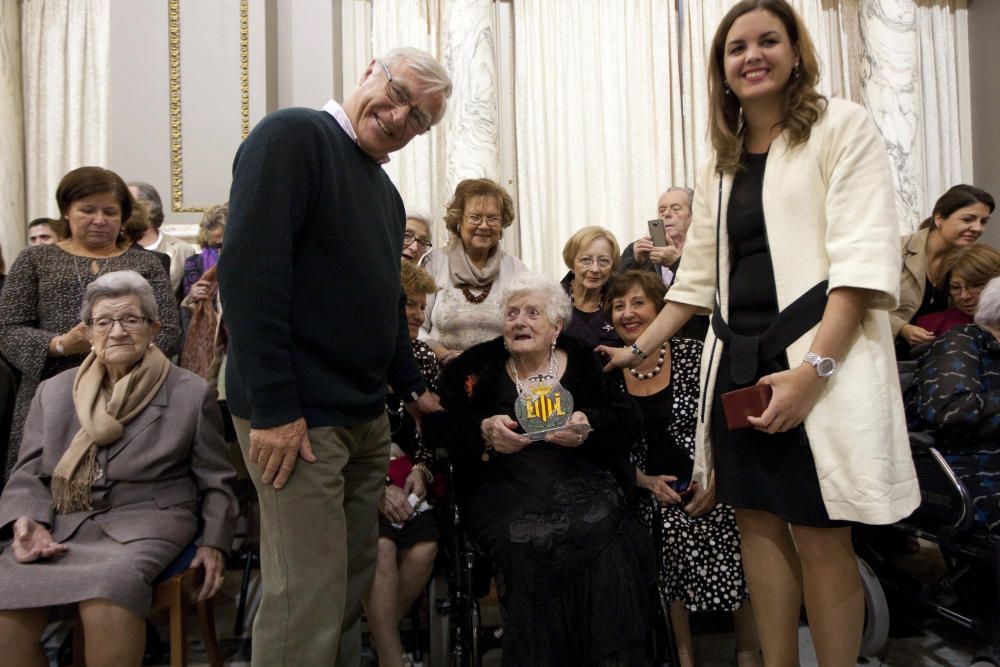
[890,184,994,351]
[0,271,238,667]
[602,2,920,665]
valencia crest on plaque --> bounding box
[513,377,573,441]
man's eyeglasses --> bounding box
[403,231,433,250]
[88,316,148,333]
[464,214,502,227]
[379,60,432,135]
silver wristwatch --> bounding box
[803,352,837,378]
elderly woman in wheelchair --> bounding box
[906,275,1000,537]
[428,272,656,666]
[895,274,1000,664]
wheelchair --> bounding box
[434,459,681,666]
[853,359,1000,666]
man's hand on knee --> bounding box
[249,417,317,489]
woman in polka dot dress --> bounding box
[608,270,761,667]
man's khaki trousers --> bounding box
[233,414,389,666]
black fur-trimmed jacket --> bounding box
[425,333,641,502]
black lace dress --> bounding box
[429,335,656,666]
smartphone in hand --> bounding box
[648,219,669,247]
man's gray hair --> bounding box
[665,186,694,209]
[975,277,1000,329]
[499,272,573,328]
[81,270,159,324]
[381,47,453,99]
[127,181,164,229]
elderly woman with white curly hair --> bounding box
[0,270,238,667]
[427,271,656,665]
[906,275,1000,537]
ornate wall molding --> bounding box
[168,0,250,213]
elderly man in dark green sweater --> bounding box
[218,47,451,667]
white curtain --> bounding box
[913,0,965,221]
[371,0,503,251]
[0,0,26,260]
[512,0,678,277]
[21,0,110,220]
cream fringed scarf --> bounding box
[51,347,171,513]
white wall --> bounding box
[968,0,1000,248]
[107,0,332,238]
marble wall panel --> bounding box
[0,0,25,260]
[442,0,501,188]
[859,0,922,232]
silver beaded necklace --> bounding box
[508,348,558,397]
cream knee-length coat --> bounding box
[670,98,920,525]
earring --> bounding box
[148,342,155,348]
[723,81,732,96]
[792,62,800,79]
[90,346,95,352]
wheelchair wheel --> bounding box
[858,556,890,657]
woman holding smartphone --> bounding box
[599,1,919,664]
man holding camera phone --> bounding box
[620,186,694,286]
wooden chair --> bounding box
[73,553,224,667]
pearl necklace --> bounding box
[629,343,668,380]
[509,348,558,396]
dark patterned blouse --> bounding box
[905,324,1000,534]
[905,324,1000,448]
[386,338,439,469]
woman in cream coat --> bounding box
[601,2,918,665]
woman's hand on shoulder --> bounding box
[191,546,226,601]
[545,412,591,448]
[12,516,67,563]
[746,364,825,434]
[596,345,640,372]
[51,322,90,357]
[480,414,530,454]
[900,323,935,347]
[379,484,416,523]
[435,347,462,365]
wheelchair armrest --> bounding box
[909,431,936,450]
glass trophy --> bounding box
[513,376,575,441]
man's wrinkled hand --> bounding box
[249,417,316,489]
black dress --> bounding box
[428,335,655,666]
[710,152,837,527]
